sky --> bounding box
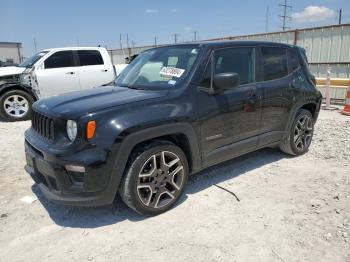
[1,0,349,56]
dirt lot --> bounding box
[0,109,349,262]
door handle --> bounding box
[248,89,256,98]
[66,72,75,75]
[248,89,262,99]
[101,69,108,72]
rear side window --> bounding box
[261,47,288,81]
[78,50,104,66]
[45,51,75,69]
[214,47,254,85]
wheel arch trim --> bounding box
[116,122,201,172]
[103,122,201,203]
[285,101,319,135]
[0,83,38,100]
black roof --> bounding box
[200,40,294,48]
[160,40,295,49]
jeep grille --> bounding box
[31,110,55,140]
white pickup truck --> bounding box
[0,47,127,121]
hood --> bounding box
[33,85,169,118]
[0,66,26,77]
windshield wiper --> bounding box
[118,84,144,90]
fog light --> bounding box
[65,165,85,173]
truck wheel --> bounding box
[119,140,189,215]
[0,90,34,121]
[280,109,314,156]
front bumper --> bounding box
[24,130,120,207]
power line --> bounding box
[279,0,292,31]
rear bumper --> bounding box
[24,131,119,207]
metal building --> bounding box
[109,23,350,79]
[0,42,23,66]
[208,23,350,79]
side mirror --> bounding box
[214,73,240,91]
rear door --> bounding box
[35,51,80,98]
[76,50,115,89]
[256,46,296,146]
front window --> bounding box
[19,51,49,68]
[44,51,75,69]
[200,47,255,89]
[214,47,255,85]
[116,46,200,90]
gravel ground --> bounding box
[0,109,349,262]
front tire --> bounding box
[119,140,189,216]
[0,90,34,121]
[280,109,314,156]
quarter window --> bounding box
[214,47,254,85]
[200,57,212,88]
[288,48,300,73]
[78,50,104,66]
[44,51,75,69]
[261,47,288,81]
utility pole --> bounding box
[33,38,37,53]
[119,33,126,62]
[265,5,269,33]
[279,0,292,31]
[193,31,197,42]
[154,36,157,46]
[174,33,177,44]
[119,33,123,49]
[339,9,342,25]
[126,34,129,48]
[76,37,80,46]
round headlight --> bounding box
[66,120,77,141]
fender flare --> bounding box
[116,122,201,172]
[0,83,38,100]
[284,100,318,136]
[103,122,202,202]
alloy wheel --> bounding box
[3,95,29,118]
[137,151,185,209]
[294,114,313,151]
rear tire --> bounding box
[119,140,189,216]
[280,109,314,156]
[0,90,34,121]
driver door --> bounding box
[196,47,262,167]
[35,51,80,98]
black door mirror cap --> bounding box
[214,72,240,91]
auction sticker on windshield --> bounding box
[160,67,185,78]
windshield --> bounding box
[19,51,49,68]
[116,46,200,89]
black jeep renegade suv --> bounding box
[24,41,322,215]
